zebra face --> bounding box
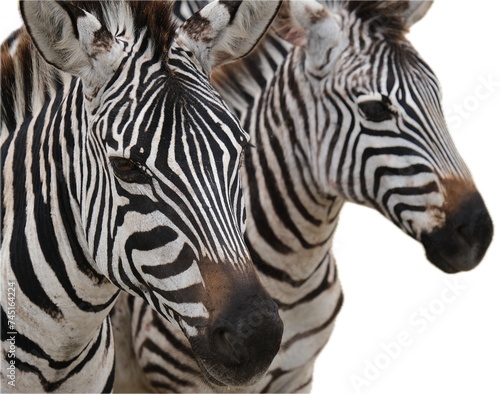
[277,0,493,273]
[340,45,493,273]
[20,0,283,386]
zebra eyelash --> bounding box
[357,95,397,123]
[108,157,152,184]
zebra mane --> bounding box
[1,1,176,131]
[343,0,408,39]
[1,27,57,131]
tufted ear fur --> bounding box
[402,0,433,29]
[177,0,282,74]
[272,0,342,57]
[20,0,124,93]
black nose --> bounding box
[208,294,283,386]
[422,191,493,273]
[211,327,247,366]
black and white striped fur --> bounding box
[0,1,284,392]
[112,0,494,392]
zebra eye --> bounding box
[359,100,394,122]
[109,157,150,184]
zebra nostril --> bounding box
[456,223,474,247]
[201,294,283,386]
[211,327,246,367]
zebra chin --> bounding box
[421,190,494,273]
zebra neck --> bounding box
[242,95,344,281]
[2,66,119,373]
[213,33,346,280]
[243,90,344,281]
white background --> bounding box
[1,2,498,394]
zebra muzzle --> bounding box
[421,190,493,273]
[191,293,283,387]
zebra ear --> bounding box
[273,0,341,53]
[177,0,281,73]
[20,0,123,90]
[402,0,433,29]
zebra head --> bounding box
[20,0,283,386]
[275,0,493,273]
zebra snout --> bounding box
[421,191,494,273]
[205,294,283,386]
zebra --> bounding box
[111,0,495,393]
[0,1,285,392]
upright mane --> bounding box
[1,26,57,131]
[1,1,176,132]
[343,0,408,39]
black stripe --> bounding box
[282,291,344,351]
[277,257,336,311]
[101,358,115,393]
[294,376,313,393]
[140,337,198,376]
[143,363,194,387]
[247,240,325,288]
[382,182,439,210]
[150,311,197,362]
[360,146,424,207]
[267,62,325,227]
[10,111,63,319]
[32,99,113,312]
[373,164,433,197]
[14,319,109,391]
[394,203,427,223]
